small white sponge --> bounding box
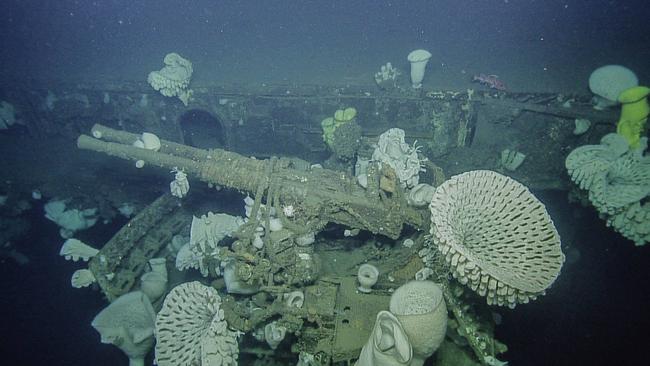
[71,269,96,288]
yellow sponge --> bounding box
[322,107,357,147]
[617,86,650,148]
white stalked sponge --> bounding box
[407,49,432,89]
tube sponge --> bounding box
[140,258,168,302]
[389,281,447,360]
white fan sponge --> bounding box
[175,243,203,274]
[407,49,432,89]
[59,238,99,262]
[174,213,244,277]
[155,281,239,366]
[190,212,244,253]
[428,170,564,308]
[147,52,193,106]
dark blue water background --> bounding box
[1,1,649,365]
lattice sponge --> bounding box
[155,281,238,366]
[607,202,650,246]
[565,133,628,192]
[429,170,564,308]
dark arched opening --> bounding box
[179,109,225,149]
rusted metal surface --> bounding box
[88,193,188,301]
[2,81,612,190]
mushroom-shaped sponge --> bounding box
[428,170,564,308]
[154,281,239,366]
[589,65,638,102]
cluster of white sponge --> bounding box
[44,199,98,238]
[147,52,193,106]
[566,133,650,245]
[371,128,427,188]
[175,212,244,277]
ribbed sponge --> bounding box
[428,170,564,308]
[566,133,650,245]
[155,281,239,366]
